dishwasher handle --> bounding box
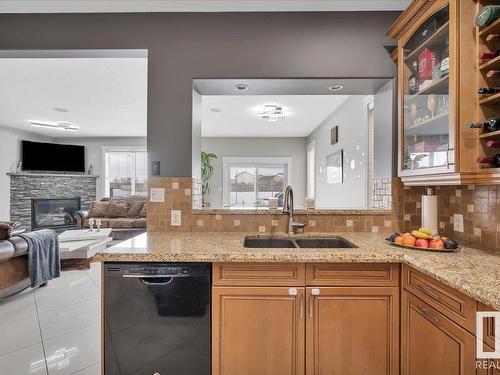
[122,274,192,278]
[123,274,191,286]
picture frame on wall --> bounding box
[330,126,338,145]
[326,149,343,184]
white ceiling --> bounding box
[0,0,411,13]
[0,56,147,137]
[201,95,349,138]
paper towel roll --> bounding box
[421,195,438,235]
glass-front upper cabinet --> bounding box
[400,5,452,174]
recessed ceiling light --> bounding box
[30,120,79,131]
[257,104,286,122]
[52,107,69,113]
[328,84,344,92]
[210,107,222,113]
[235,83,249,91]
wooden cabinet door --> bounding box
[212,286,305,375]
[306,287,399,375]
[402,291,476,375]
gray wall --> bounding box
[0,11,399,177]
[308,96,369,209]
[201,137,307,208]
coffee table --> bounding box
[59,228,112,269]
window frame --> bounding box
[102,146,147,198]
[222,156,292,208]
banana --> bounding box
[419,227,433,236]
[412,230,432,240]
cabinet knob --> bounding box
[153,373,161,375]
[311,288,320,296]
[288,288,298,296]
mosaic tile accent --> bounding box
[372,178,392,209]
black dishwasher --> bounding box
[104,263,211,375]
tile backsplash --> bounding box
[402,184,500,251]
[147,177,403,234]
[147,177,500,251]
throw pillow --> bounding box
[107,201,130,218]
[88,201,110,218]
[0,223,12,240]
[140,202,147,218]
[127,201,145,218]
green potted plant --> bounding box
[201,151,217,207]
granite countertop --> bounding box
[97,232,500,310]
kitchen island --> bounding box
[98,232,500,375]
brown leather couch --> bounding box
[74,196,147,241]
[0,232,30,299]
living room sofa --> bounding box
[74,196,147,241]
[0,227,30,299]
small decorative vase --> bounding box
[427,94,438,118]
[87,164,94,175]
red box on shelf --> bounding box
[418,48,433,82]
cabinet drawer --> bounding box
[403,265,476,332]
[306,263,400,287]
[213,263,305,286]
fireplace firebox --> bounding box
[31,198,81,230]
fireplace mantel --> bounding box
[7,172,99,178]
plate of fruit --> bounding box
[385,228,460,252]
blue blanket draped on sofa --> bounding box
[19,229,60,288]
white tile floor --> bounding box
[0,262,101,375]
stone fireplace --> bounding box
[9,173,97,230]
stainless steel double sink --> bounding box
[243,236,357,249]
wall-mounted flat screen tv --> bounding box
[22,140,85,173]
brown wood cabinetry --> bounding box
[211,286,305,375]
[403,265,477,332]
[387,0,500,185]
[478,302,498,350]
[402,290,476,375]
[212,263,400,375]
[306,286,399,375]
[213,262,305,286]
[306,263,399,287]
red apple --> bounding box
[415,239,429,248]
[430,239,444,249]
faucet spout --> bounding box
[282,185,306,235]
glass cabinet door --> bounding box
[402,6,451,172]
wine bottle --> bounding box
[486,34,500,42]
[486,70,500,78]
[486,140,500,148]
[476,5,500,27]
[468,118,500,132]
[477,154,500,168]
[479,50,500,60]
[478,87,500,94]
